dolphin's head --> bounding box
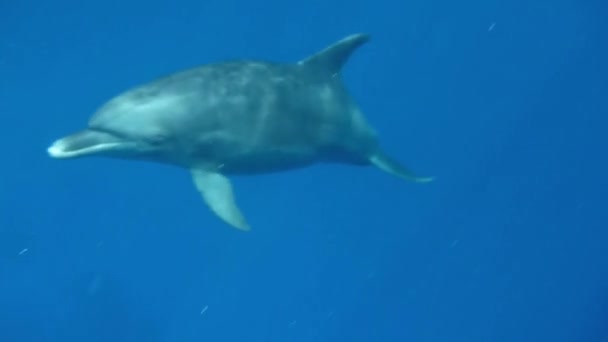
[48,87,187,164]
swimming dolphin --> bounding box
[47,33,432,231]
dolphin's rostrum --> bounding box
[48,33,432,231]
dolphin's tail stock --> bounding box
[370,152,433,183]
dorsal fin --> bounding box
[298,33,370,75]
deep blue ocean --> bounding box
[1,0,606,341]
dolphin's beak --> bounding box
[47,129,131,159]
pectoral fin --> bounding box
[370,152,434,183]
[191,169,250,231]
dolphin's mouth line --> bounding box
[47,128,133,159]
[47,141,126,159]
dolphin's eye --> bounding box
[148,132,169,145]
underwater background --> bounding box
[1,0,607,341]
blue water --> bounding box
[1,0,606,341]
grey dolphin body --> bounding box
[48,33,432,231]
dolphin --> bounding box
[47,33,432,231]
